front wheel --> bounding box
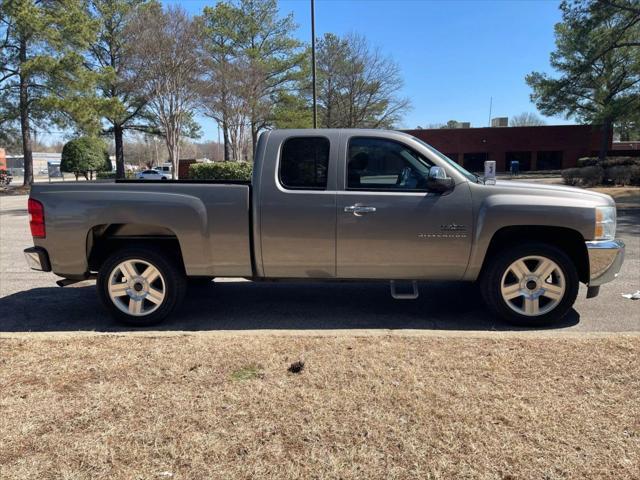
[480,243,579,327]
[97,247,186,326]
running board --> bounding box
[56,274,96,287]
[390,280,419,300]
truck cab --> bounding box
[253,129,474,280]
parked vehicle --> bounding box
[24,129,625,326]
[155,164,172,176]
[137,169,168,180]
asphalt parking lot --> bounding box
[0,193,638,334]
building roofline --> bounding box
[403,124,601,133]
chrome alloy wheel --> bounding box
[500,255,565,317]
[107,259,166,316]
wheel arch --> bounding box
[87,223,186,273]
[477,226,589,284]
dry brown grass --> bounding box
[1,335,639,479]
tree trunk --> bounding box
[223,120,231,162]
[250,122,258,162]
[599,118,612,162]
[165,127,180,180]
[114,123,125,179]
[19,36,33,186]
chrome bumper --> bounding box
[586,239,625,287]
[24,247,51,272]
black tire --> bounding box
[97,246,186,326]
[479,243,579,327]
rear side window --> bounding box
[279,137,330,190]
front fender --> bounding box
[463,194,594,281]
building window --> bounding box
[463,152,488,173]
[505,152,532,171]
[279,137,330,189]
[537,151,563,170]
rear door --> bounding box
[336,136,473,280]
[257,132,338,278]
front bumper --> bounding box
[586,239,625,287]
[24,246,52,272]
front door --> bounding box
[336,136,473,280]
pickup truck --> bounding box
[24,129,625,327]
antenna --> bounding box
[488,97,492,127]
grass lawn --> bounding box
[1,334,638,479]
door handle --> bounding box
[344,205,377,216]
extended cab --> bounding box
[24,129,625,326]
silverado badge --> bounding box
[440,223,466,231]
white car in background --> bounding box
[137,169,168,180]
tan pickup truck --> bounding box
[24,129,624,326]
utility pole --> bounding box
[311,0,317,129]
[488,96,492,127]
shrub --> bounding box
[96,171,135,180]
[561,168,581,186]
[606,165,632,186]
[188,161,253,181]
[577,156,640,168]
[578,165,605,187]
[603,157,638,168]
[577,157,600,168]
[61,137,111,180]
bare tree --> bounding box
[127,5,203,178]
[316,33,411,128]
[510,112,547,126]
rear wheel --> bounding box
[480,243,579,327]
[97,247,186,326]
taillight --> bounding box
[28,198,45,238]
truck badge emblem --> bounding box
[440,223,466,231]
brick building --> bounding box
[403,124,609,172]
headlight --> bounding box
[595,206,616,240]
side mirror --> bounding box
[426,166,455,193]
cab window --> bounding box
[279,137,330,190]
[347,137,433,191]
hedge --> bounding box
[562,161,640,187]
[577,156,640,168]
[96,171,135,180]
[188,161,253,181]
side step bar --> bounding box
[56,274,97,287]
[390,280,419,300]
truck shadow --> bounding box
[0,281,579,333]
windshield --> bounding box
[412,137,479,182]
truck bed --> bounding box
[30,181,253,278]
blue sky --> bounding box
[171,0,569,141]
